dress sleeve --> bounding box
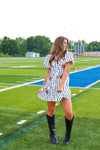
[64,52,74,65]
[43,55,51,68]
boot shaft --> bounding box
[46,114,55,135]
[65,116,74,134]
[63,116,74,144]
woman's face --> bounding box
[63,39,68,50]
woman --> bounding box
[38,36,74,145]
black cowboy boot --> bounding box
[63,116,74,144]
[46,114,58,144]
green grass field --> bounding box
[0,56,100,150]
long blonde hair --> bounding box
[49,36,69,65]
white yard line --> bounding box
[11,66,35,68]
[37,110,45,114]
[72,93,76,96]
[0,74,41,76]
[0,86,8,87]
[0,79,44,92]
[0,133,3,136]
[79,90,83,92]
[0,83,17,85]
[17,120,27,125]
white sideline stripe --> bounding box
[85,80,100,88]
[0,133,3,136]
[37,110,45,114]
[0,79,44,92]
[17,120,27,125]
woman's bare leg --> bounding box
[61,98,73,120]
[47,101,56,116]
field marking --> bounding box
[37,110,45,114]
[0,74,44,76]
[0,82,99,148]
[0,117,46,148]
[0,86,8,87]
[72,83,100,103]
[0,69,44,71]
[17,120,27,125]
[79,90,83,92]
[0,83,17,85]
[85,80,100,88]
[72,93,76,96]
[11,66,35,68]
[0,79,44,92]
[0,65,99,75]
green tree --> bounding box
[81,40,88,51]
[0,37,18,55]
[8,39,18,55]
[87,41,100,52]
[27,36,35,51]
[34,35,52,56]
[16,37,27,55]
[0,36,10,54]
[27,35,52,56]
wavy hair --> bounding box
[49,36,69,65]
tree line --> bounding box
[0,36,100,57]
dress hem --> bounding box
[38,95,71,102]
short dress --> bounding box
[38,52,74,102]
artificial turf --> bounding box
[0,56,100,149]
[0,115,100,150]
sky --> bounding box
[0,0,100,43]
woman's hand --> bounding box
[56,87,62,93]
[38,87,43,93]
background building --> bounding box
[26,52,40,57]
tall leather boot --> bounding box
[63,116,74,144]
[46,114,58,144]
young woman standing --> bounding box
[38,36,74,145]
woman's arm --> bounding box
[38,68,51,93]
[42,68,51,87]
[56,62,72,93]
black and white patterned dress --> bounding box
[38,52,74,102]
